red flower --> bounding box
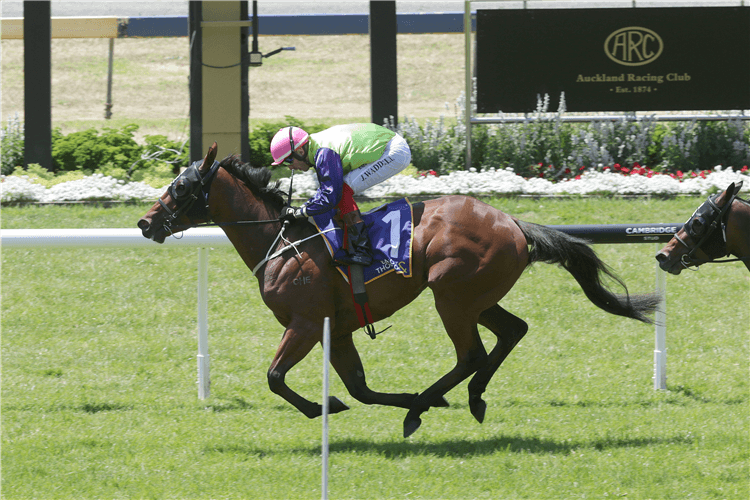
[575,175,581,180]
[741,165,748,172]
[621,167,630,174]
[676,170,684,178]
[613,164,622,171]
[564,168,571,174]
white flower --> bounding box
[2,167,749,204]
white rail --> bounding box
[1,227,669,398]
[2,227,230,399]
[0,227,230,248]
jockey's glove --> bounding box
[279,206,307,224]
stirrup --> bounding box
[364,323,392,339]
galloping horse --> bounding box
[139,143,660,437]
[656,181,750,274]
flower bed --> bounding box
[2,165,749,204]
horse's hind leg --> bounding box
[403,302,488,437]
[467,304,528,423]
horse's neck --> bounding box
[727,199,750,266]
[209,172,282,271]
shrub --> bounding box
[4,103,748,189]
[52,124,142,172]
[1,114,24,176]
[388,88,750,178]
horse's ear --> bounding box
[200,142,218,173]
[732,180,742,194]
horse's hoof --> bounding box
[469,397,486,423]
[432,395,450,408]
[403,415,422,438]
[327,396,350,414]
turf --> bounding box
[2,198,748,499]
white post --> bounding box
[197,247,210,399]
[321,317,331,500]
[654,250,667,390]
[464,0,472,170]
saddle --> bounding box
[311,198,417,338]
[312,198,416,284]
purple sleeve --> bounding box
[303,148,344,216]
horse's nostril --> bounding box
[138,219,151,232]
[655,252,667,263]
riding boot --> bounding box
[334,210,373,267]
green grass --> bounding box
[2,198,748,499]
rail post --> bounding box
[654,248,668,390]
[197,247,210,399]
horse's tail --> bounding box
[515,219,661,324]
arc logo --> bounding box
[604,27,663,66]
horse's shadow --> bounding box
[288,433,694,458]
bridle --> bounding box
[157,160,283,236]
[156,157,336,277]
[158,159,221,236]
[672,189,746,270]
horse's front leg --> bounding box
[267,316,349,418]
[329,334,449,410]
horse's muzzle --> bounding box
[138,217,166,243]
[138,217,152,236]
[655,251,683,275]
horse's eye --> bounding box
[174,180,190,198]
[692,219,704,235]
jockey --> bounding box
[270,123,412,267]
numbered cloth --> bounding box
[312,198,414,284]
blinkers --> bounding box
[679,190,737,264]
[158,159,220,230]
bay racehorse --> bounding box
[656,181,750,274]
[139,143,660,437]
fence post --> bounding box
[464,0,472,170]
[105,38,114,119]
[654,250,667,390]
[322,317,331,500]
[197,247,210,399]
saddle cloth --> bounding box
[311,198,414,284]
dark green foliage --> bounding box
[4,113,749,185]
[51,124,142,172]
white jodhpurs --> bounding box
[343,134,412,195]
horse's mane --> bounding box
[218,155,287,208]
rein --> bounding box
[163,158,338,276]
[251,224,339,277]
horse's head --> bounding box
[655,181,742,274]
[138,142,220,243]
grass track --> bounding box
[2,199,748,499]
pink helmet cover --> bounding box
[270,126,309,165]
